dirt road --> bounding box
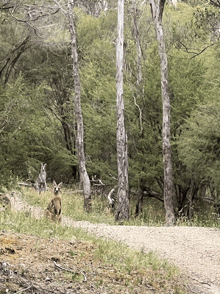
[10,194,220,294]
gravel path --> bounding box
[9,194,220,294]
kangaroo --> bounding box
[44,181,62,222]
[35,163,47,194]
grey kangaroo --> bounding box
[44,181,62,222]
[35,163,47,194]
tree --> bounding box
[115,0,129,221]
[177,103,220,198]
[130,0,143,85]
[149,0,175,225]
[67,0,91,211]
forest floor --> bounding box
[0,193,220,293]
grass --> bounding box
[15,184,167,226]
[1,183,219,293]
[0,209,188,293]
[0,185,191,293]
[175,201,220,229]
[13,183,220,228]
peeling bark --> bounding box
[67,0,91,211]
[150,0,175,225]
[115,0,129,221]
[131,0,142,85]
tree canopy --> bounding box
[1,0,220,219]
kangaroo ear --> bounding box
[53,180,57,186]
[58,182,62,188]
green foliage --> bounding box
[77,11,118,182]
[177,103,220,195]
[193,3,220,38]
[1,0,220,223]
[19,184,220,228]
[0,75,76,185]
[169,50,205,126]
[0,76,40,184]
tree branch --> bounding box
[210,0,220,8]
[107,185,118,205]
[179,41,217,59]
[133,95,143,134]
[7,3,60,38]
[190,43,217,59]
[8,9,44,38]
[0,36,31,84]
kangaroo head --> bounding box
[53,180,62,195]
[41,163,47,173]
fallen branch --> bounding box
[91,176,105,186]
[54,261,75,273]
[15,277,55,293]
[18,182,33,187]
[54,261,87,282]
[192,277,211,287]
[81,271,87,282]
[15,285,33,294]
[107,185,118,205]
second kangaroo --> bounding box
[44,181,62,222]
[35,163,47,194]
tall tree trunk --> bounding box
[115,0,129,221]
[135,179,144,217]
[67,0,91,211]
[131,0,142,85]
[150,0,175,225]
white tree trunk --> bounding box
[115,0,129,221]
[150,0,175,225]
[67,0,91,211]
[132,0,142,85]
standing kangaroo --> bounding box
[35,163,47,194]
[44,181,62,222]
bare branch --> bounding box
[210,0,220,8]
[179,41,217,59]
[54,261,75,273]
[0,0,24,10]
[53,0,67,15]
[5,2,60,39]
[91,176,105,186]
[107,185,118,205]
[109,173,117,181]
[15,285,33,294]
[8,9,44,38]
[54,261,87,282]
[133,95,143,134]
[0,36,30,65]
[190,43,217,59]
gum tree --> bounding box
[115,0,129,221]
[67,0,91,211]
[149,0,175,225]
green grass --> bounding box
[0,208,188,293]
[15,185,167,226]
[14,184,220,228]
[1,184,219,293]
[2,182,220,229]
